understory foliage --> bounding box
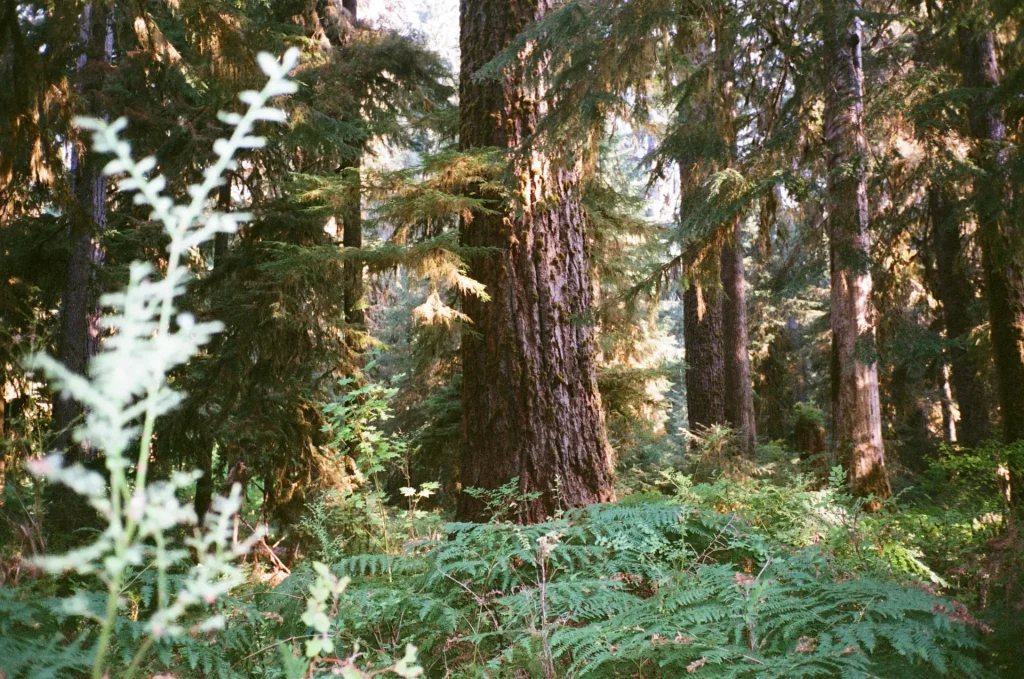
[2,0,1024,678]
[1,490,995,678]
[0,50,421,679]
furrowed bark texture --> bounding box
[822,0,890,503]
[721,217,756,457]
[927,186,991,447]
[457,0,614,523]
[958,27,1024,447]
[683,283,726,433]
[714,14,756,458]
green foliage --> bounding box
[188,502,984,679]
[3,2,1024,679]
[0,50,421,679]
[297,367,443,558]
[462,477,544,524]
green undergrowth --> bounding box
[3,439,1020,678]
[0,498,996,678]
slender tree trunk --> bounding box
[53,3,111,460]
[939,362,957,444]
[958,26,1024,449]
[927,186,991,447]
[721,217,756,456]
[683,282,726,433]
[342,157,364,326]
[457,0,614,523]
[335,0,364,328]
[213,182,230,266]
[822,0,890,504]
[195,181,234,524]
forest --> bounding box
[1,0,1023,676]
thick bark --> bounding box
[457,0,614,523]
[958,27,1024,447]
[758,318,799,442]
[822,0,890,503]
[721,218,756,457]
[677,13,756,457]
[683,282,726,433]
[47,3,112,538]
[713,15,756,458]
[927,186,991,446]
[53,3,111,460]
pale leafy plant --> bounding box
[301,561,422,677]
[24,45,420,679]
[24,49,301,679]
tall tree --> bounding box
[457,0,615,523]
[53,2,111,457]
[339,0,365,328]
[670,6,757,456]
[713,9,756,457]
[721,220,755,456]
[957,16,1024,447]
[927,185,991,446]
[821,0,890,502]
[683,281,726,433]
[680,158,727,438]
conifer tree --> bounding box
[712,7,755,457]
[672,5,756,456]
[338,0,366,328]
[927,185,991,447]
[957,12,1024,450]
[821,0,890,503]
[680,157,727,436]
[457,0,614,522]
[682,280,726,436]
[53,2,112,459]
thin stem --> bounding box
[91,573,124,679]
[123,635,155,679]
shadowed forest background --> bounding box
[1,0,1023,677]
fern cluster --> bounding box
[126,501,986,679]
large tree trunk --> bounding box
[721,217,756,457]
[702,12,756,457]
[53,3,111,460]
[457,0,614,523]
[822,0,890,504]
[958,26,1024,449]
[683,282,726,434]
[927,186,991,447]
